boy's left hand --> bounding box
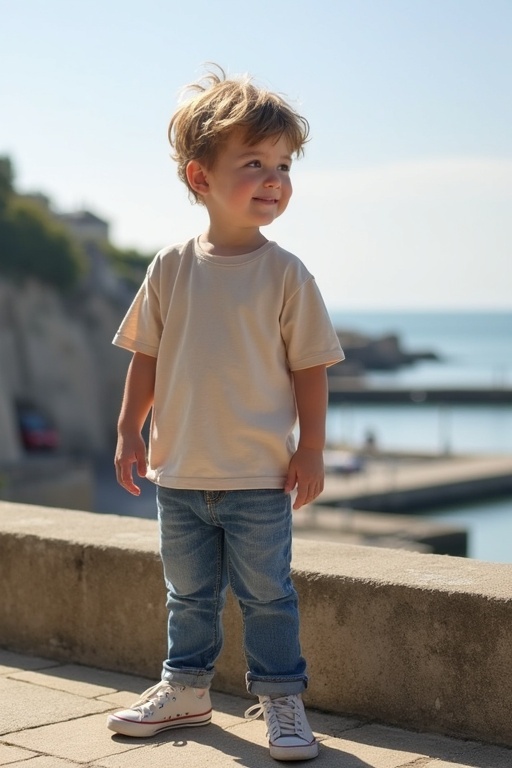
[284,446,324,510]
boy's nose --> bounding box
[263,172,280,188]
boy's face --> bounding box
[197,130,293,230]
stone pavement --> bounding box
[1,650,511,767]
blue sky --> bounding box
[1,0,510,309]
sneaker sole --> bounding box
[107,710,212,738]
[269,740,319,761]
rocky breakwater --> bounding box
[0,278,130,464]
[329,329,439,379]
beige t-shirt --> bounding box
[113,237,344,490]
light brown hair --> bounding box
[168,65,310,203]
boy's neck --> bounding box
[199,226,268,257]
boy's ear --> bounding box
[186,160,210,197]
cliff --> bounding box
[0,277,130,463]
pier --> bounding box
[293,506,468,557]
[319,453,512,513]
[288,453,512,557]
[328,379,512,404]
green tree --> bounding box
[0,196,86,292]
[0,153,152,292]
[103,242,151,289]
[0,156,14,215]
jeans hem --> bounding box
[246,673,308,696]
[162,666,214,689]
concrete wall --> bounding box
[1,501,511,747]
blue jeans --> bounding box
[156,487,307,696]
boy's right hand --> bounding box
[114,433,148,496]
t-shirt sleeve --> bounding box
[280,277,345,371]
[112,260,163,357]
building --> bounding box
[57,209,110,244]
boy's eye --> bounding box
[246,160,291,172]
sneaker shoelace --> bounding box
[245,695,305,740]
[131,681,184,717]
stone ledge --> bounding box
[1,501,511,747]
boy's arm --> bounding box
[285,364,328,510]
[115,351,157,495]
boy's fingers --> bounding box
[122,474,141,496]
[116,458,141,495]
[284,468,297,493]
[293,481,309,510]
[136,455,147,478]
[293,480,323,510]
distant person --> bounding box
[107,65,344,762]
[363,429,377,453]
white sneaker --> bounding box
[245,694,319,761]
[107,680,212,737]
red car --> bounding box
[16,404,59,452]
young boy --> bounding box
[107,66,344,762]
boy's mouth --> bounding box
[253,197,278,204]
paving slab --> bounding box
[96,724,269,768]
[332,724,504,767]
[0,650,60,676]
[422,756,512,768]
[0,743,38,764]
[4,758,84,767]
[9,665,120,698]
[0,677,111,736]
[6,712,152,763]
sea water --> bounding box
[326,310,512,563]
